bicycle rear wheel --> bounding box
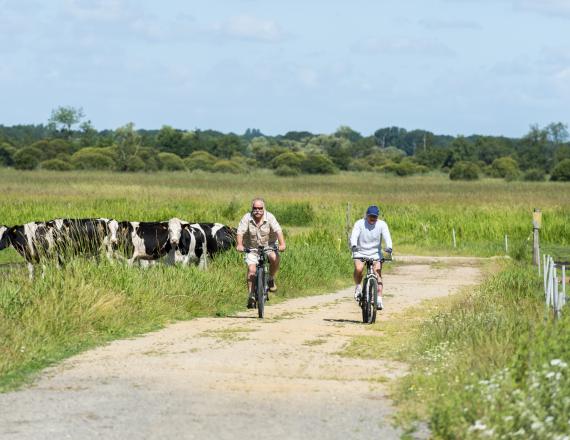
[367,277,378,324]
[256,267,265,319]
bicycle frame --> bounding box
[245,246,275,318]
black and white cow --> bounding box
[0,221,59,278]
[198,223,236,256]
[114,221,173,266]
[49,218,119,261]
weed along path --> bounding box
[0,257,482,440]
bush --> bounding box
[158,152,186,171]
[0,143,16,166]
[383,159,429,176]
[274,165,300,176]
[184,150,218,172]
[348,158,373,172]
[40,159,73,171]
[523,168,546,182]
[271,152,305,169]
[212,160,244,174]
[125,156,146,172]
[550,159,570,182]
[491,157,520,180]
[71,150,115,170]
[449,161,480,181]
[301,153,337,174]
[13,147,42,170]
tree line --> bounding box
[0,106,569,181]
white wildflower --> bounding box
[550,359,568,369]
[468,420,487,433]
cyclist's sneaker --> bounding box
[247,296,256,309]
[377,296,384,311]
[354,285,362,301]
[268,277,277,292]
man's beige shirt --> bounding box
[237,211,282,248]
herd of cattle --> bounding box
[0,218,236,278]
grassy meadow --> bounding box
[0,168,569,436]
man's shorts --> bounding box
[244,249,278,266]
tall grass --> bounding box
[394,262,570,438]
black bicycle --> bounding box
[245,246,274,319]
[358,253,392,324]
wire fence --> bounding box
[543,254,567,319]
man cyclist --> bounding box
[350,205,392,310]
[236,198,286,308]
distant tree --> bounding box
[158,152,186,171]
[243,128,264,140]
[491,157,520,180]
[349,136,376,158]
[48,106,85,138]
[211,134,246,158]
[335,126,362,143]
[0,143,16,166]
[523,169,546,181]
[450,136,477,163]
[449,161,480,181]
[79,120,98,148]
[184,150,218,172]
[271,152,305,170]
[156,125,188,156]
[475,136,513,164]
[301,153,337,174]
[40,158,73,171]
[115,123,142,171]
[516,125,551,171]
[550,159,570,182]
[13,147,42,170]
[282,131,314,142]
[554,145,570,163]
[71,149,115,170]
[546,122,569,145]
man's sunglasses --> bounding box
[252,207,264,211]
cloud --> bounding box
[419,18,482,30]
[214,14,285,43]
[354,37,456,58]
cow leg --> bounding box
[198,255,208,271]
[27,263,34,280]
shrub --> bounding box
[158,152,186,171]
[550,159,570,182]
[274,165,300,176]
[271,151,305,169]
[71,150,115,170]
[40,159,73,171]
[383,159,429,176]
[13,147,42,170]
[523,168,546,182]
[449,161,480,181]
[0,143,16,166]
[491,157,520,180]
[301,153,337,174]
[125,156,146,172]
[212,160,244,174]
[348,158,373,172]
[184,150,217,172]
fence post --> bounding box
[543,254,547,293]
[452,228,457,248]
[554,268,560,319]
[563,265,567,308]
[532,208,541,266]
[505,234,508,254]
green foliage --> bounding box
[158,152,186,171]
[13,147,42,170]
[114,122,143,171]
[274,165,300,176]
[71,149,115,170]
[271,151,305,170]
[40,159,73,171]
[491,156,520,180]
[300,152,337,174]
[523,168,546,182]
[550,159,570,182]
[383,158,429,176]
[271,202,315,226]
[347,158,373,172]
[0,143,16,166]
[47,106,85,138]
[212,159,244,174]
[449,161,480,181]
[184,150,218,172]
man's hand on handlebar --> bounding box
[278,244,286,252]
[236,244,245,252]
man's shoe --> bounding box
[268,278,277,292]
[354,285,362,301]
[377,296,384,310]
[247,296,256,309]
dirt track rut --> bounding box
[0,258,482,439]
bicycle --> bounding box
[357,253,392,324]
[245,246,275,319]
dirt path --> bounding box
[0,258,482,440]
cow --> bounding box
[49,218,119,261]
[114,221,173,266]
[167,219,235,268]
[0,221,59,279]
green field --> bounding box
[1,169,569,437]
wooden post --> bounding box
[452,228,457,248]
[532,208,541,266]
[505,234,508,254]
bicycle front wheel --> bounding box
[367,277,378,324]
[256,267,265,319]
[361,279,369,323]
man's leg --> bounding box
[353,259,364,300]
[373,261,384,309]
[246,261,257,308]
[267,251,280,292]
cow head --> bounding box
[0,225,9,250]
[168,218,188,247]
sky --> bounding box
[1,0,569,137]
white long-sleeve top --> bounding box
[350,218,392,259]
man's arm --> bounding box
[350,220,361,252]
[236,233,245,252]
[382,222,393,253]
[276,230,286,252]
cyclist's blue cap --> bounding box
[366,205,380,217]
